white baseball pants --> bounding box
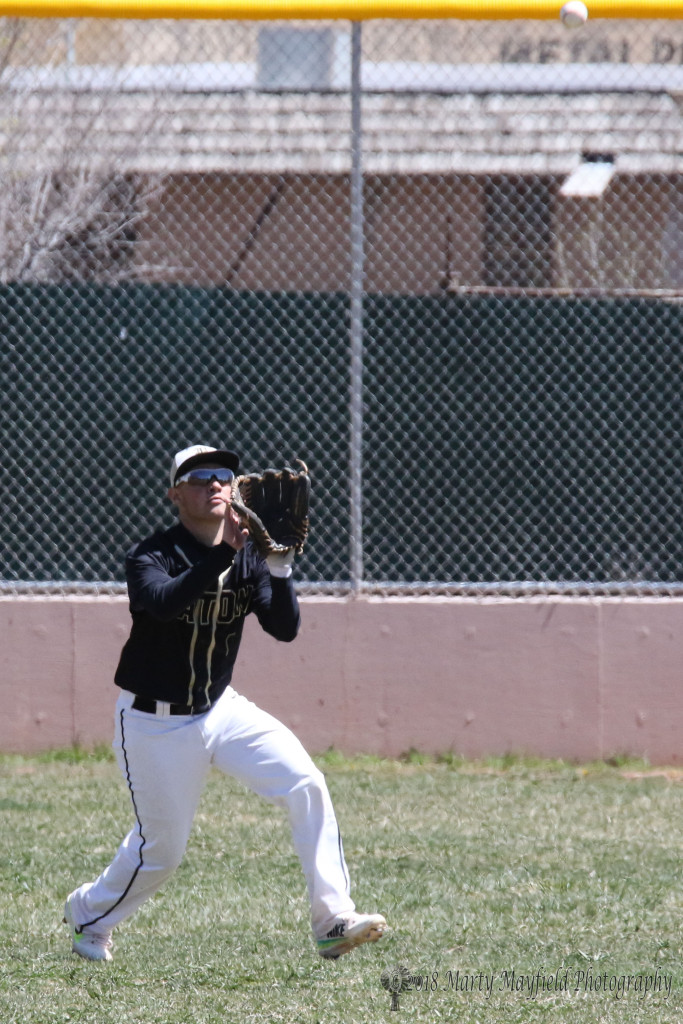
[68,687,355,938]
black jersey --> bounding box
[114,522,300,711]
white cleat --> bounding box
[63,896,113,962]
[317,912,388,959]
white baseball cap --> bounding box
[169,445,240,487]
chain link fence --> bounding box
[0,14,681,595]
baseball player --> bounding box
[63,444,387,962]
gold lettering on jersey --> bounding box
[179,585,253,626]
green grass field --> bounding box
[1,748,681,1023]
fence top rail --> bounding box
[0,0,679,20]
[2,581,682,597]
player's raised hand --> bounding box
[222,505,249,550]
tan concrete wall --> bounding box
[135,174,485,295]
[554,177,669,291]
[138,172,669,295]
[1,595,681,763]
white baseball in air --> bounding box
[560,0,588,28]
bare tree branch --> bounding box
[0,19,168,283]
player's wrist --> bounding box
[266,550,294,577]
[267,564,292,578]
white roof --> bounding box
[2,67,683,176]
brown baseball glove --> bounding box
[231,460,310,558]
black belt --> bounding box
[132,696,195,716]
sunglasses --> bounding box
[176,468,235,487]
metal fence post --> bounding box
[349,20,364,595]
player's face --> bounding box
[168,463,234,524]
